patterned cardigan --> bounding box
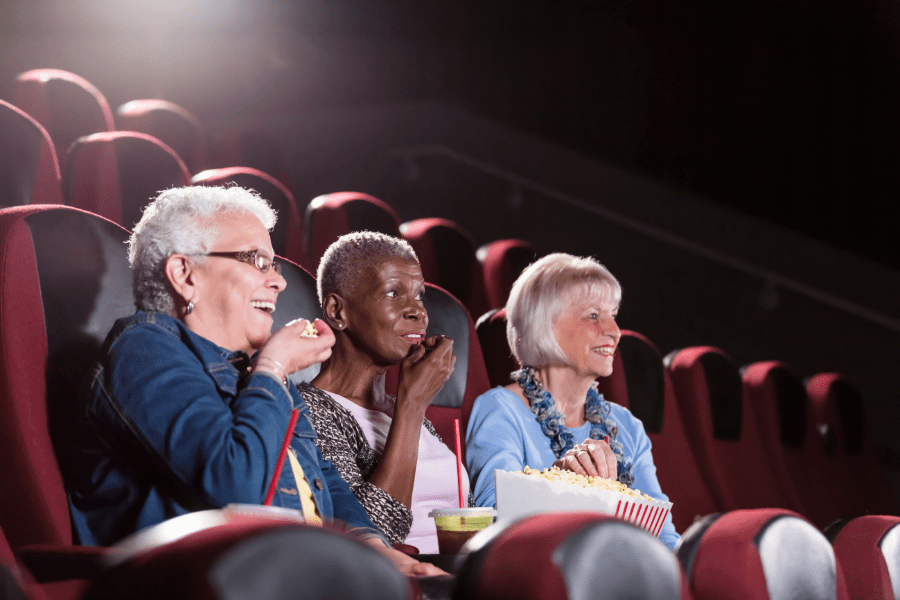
[296,382,443,544]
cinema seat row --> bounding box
[2,71,539,317]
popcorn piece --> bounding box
[300,321,318,337]
[519,466,653,501]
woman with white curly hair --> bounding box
[65,186,443,576]
[465,252,679,550]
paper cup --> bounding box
[428,507,497,554]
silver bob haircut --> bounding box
[506,253,622,368]
[317,231,418,304]
[129,185,278,314]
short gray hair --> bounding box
[506,253,622,368]
[129,185,278,313]
[317,231,418,304]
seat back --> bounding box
[116,100,208,175]
[0,206,135,550]
[740,362,813,515]
[826,515,900,600]
[400,218,490,320]
[192,167,303,265]
[1,525,48,600]
[678,509,848,600]
[211,130,290,193]
[302,192,401,271]
[64,132,191,228]
[743,362,859,527]
[0,100,63,208]
[82,511,412,600]
[595,331,719,532]
[666,347,789,511]
[12,69,115,169]
[456,512,687,600]
[807,373,899,517]
[476,238,538,310]
[475,308,517,389]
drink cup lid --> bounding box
[428,507,497,518]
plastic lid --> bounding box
[428,508,498,518]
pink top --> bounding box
[327,392,470,554]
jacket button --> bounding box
[314,478,324,490]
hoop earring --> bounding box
[186,300,194,315]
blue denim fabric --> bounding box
[66,311,383,546]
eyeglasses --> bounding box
[192,249,282,275]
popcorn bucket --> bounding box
[494,469,672,537]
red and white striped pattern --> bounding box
[495,469,673,538]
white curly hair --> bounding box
[128,185,277,314]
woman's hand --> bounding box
[364,538,450,577]
[256,318,336,375]
[553,438,618,479]
[395,335,456,415]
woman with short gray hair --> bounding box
[300,231,465,553]
[466,252,680,550]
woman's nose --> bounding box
[604,316,621,341]
[404,299,427,323]
[269,270,287,293]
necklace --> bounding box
[514,366,635,487]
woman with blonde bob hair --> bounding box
[466,253,679,550]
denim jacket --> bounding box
[66,311,383,546]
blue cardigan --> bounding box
[466,386,680,550]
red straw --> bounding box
[604,435,609,445]
[264,408,301,506]
[454,418,465,508]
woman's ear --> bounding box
[165,254,198,309]
[322,293,347,330]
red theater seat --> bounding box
[1,526,48,600]
[64,131,191,228]
[455,512,688,600]
[192,167,304,265]
[0,206,135,551]
[212,130,290,192]
[826,515,900,600]
[12,69,114,169]
[475,308,517,389]
[303,191,402,271]
[0,100,63,208]
[678,509,849,600]
[116,100,208,175]
[667,347,794,512]
[807,374,899,517]
[400,218,490,320]
[81,510,413,600]
[742,362,855,527]
[595,331,719,533]
[476,238,538,310]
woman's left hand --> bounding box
[553,438,618,479]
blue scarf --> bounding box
[514,366,635,487]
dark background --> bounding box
[3,0,898,270]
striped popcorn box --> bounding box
[495,467,672,537]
